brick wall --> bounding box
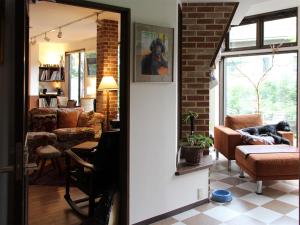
[181,2,237,137]
[96,19,119,129]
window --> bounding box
[229,23,257,49]
[224,52,298,134]
[264,17,297,45]
[66,50,85,105]
[226,8,297,51]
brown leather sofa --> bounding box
[214,114,294,170]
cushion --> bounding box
[26,132,57,150]
[53,127,95,142]
[31,114,57,132]
[36,145,61,159]
[77,111,95,127]
[90,113,105,139]
[57,108,82,128]
[237,130,275,145]
[225,114,263,130]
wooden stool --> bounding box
[35,145,62,180]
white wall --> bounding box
[91,0,209,224]
[29,44,39,96]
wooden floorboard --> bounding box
[28,185,86,225]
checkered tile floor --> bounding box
[151,152,299,225]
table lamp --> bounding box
[97,75,118,130]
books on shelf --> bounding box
[38,98,48,108]
[39,67,64,81]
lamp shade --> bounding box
[97,76,118,91]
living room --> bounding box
[0,0,299,225]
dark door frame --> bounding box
[22,0,131,224]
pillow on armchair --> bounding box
[57,109,82,128]
[31,114,57,132]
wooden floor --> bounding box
[29,185,87,225]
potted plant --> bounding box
[183,111,199,134]
[181,133,213,165]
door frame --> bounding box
[23,0,131,224]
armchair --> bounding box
[214,114,294,170]
[64,130,120,221]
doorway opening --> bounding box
[26,1,130,225]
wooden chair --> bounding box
[64,130,120,220]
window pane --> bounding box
[224,53,297,138]
[264,17,297,45]
[229,23,257,49]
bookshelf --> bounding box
[39,66,64,82]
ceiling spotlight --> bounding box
[57,27,62,38]
[30,38,36,45]
[95,13,102,27]
[44,33,50,42]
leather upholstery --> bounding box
[225,114,263,130]
[236,145,299,180]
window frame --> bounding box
[220,50,299,136]
[225,7,298,52]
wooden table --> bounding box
[71,141,98,157]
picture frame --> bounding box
[134,23,174,82]
[0,1,4,65]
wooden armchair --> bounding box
[214,114,294,170]
[64,130,120,220]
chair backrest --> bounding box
[67,100,77,108]
[57,96,68,107]
[225,114,263,130]
[93,130,120,183]
[80,98,95,112]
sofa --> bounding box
[214,114,294,170]
[27,107,104,162]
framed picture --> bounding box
[134,23,174,82]
[85,51,97,76]
[0,1,4,64]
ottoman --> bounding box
[235,145,299,194]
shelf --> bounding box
[175,155,213,176]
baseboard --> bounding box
[132,198,209,225]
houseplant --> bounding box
[183,111,199,134]
[181,133,213,165]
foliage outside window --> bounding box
[224,52,297,134]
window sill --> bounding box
[175,155,213,176]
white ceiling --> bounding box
[29,2,120,43]
[181,0,299,25]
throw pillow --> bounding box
[57,109,80,128]
[31,114,57,132]
[77,111,95,127]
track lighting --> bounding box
[57,27,62,38]
[44,33,50,42]
[95,13,102,27]
[30,38,36,45]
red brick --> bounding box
[197,7,214,12]
[206,24,223,30]
[197,19,214,24]
[187,13,206,18]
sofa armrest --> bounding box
[278,131,294,146]
[214,126,243,160]
[91,113,105,139]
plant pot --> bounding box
[182,146,204,165]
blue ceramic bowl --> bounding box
[211,189,232,203]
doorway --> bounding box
[0,0,130,224]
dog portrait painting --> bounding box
[134,23,174,82]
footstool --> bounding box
[35,145,62,179]
[235,145,299,194]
